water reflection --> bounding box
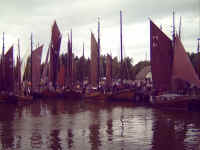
[0,100,199,150]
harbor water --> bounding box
[0,99,200,150]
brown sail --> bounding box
[150,20,173,91]
[172,35,200,88]
[32,45,43,92]
[4,46,14,93]
[49,21,62,89]
[15,55,21,93]
[42,46,50,84]
[106,54,112,88]
[90,32,98,87]
[57,64,65,88]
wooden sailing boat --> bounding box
[107,11,135,101]
[150,19,200,110]
[83,18,110,100]
[0,43,18,103]
[62,30,82,99]
[42,21,63,98]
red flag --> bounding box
[150,20,173,91]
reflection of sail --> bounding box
[106,109,113,142]
[150,20,173,91]
[89,107,101,150]
[50,129,62,149]
[0,104,16,149]
[90,32,98,87]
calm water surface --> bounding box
[0,99,200,150]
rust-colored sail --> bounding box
[4,46,14,92]
[49,21,62,89]
[150,20,173,91]
[32,45,43,92]
[15,55,21,93]
[90,32,98,87]
[42,46,50,84]
[57,64,65,88]
[106,54,112,88]
[172,35,200,88]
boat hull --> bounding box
[107,89,135,101]
[150,94,200,110]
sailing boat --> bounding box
[0,44,18,103]
[62,32,82,99]
[107,11,135,101]
[83,19,111,100]
[41,21,63,98]
[150,19,200,110]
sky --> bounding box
[0,0,199,66]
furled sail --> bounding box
[49,21,62,89]
[172,35,200,88]
[4,46,14,92]
[32,45,43,92]
[150,20,173,91]
[90,32,98,87]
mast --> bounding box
[18,39,21,92]
[172,10,175,49]
[31,33,33,93]
[120,10,123,84]
[70,29,73,87]
[97,17,100,89]
[2,32,5,91]
[178,16,182,40]
[197,38,200,53]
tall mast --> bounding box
[197,38,200,53]
[18,39,21,92]
[120,10,123,84]
[70,29,73,87]
[31,33,33,92]
[178,16,182,40]
[2,32,5,91]
[172,10,175,49]
[97,17,100,88]
[83,42,85,58]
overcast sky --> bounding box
[0,0,199,65]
